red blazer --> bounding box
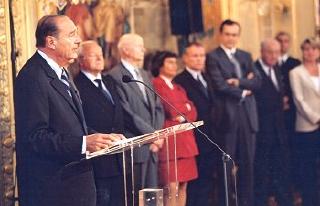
[153,77,199,160]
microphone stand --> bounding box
[123,76,235,206]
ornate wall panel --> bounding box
[0,1,316,206]
[12,0,37,74]
[0,0,15,206]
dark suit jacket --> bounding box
[174,69,217,154]
[206,47,261,133]
[254,61,286,141]
[279,56,301,99]
[279,56,301,131]
[108,63,164,163]
[74,71,125,178]
[14,52,95,206]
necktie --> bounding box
[279,58,285,67]
[61,69,81,106]
[60,69,88,134]
[230,53,242,78]
[197,74,208,98]
[94,79,114,104]
[134,69,148,103]
[61,70,71,96]
[268,67,279,90]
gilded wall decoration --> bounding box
[0,0,15,205]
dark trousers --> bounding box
[186,150,216,206]
[95,175,132,206]
[254,132,291,206]
[293,129,320,206]
[284,109,297,190]
[219,106,255,206]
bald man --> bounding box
[253,38,291,206]
[108,34,164,202]
[73,41,129,206]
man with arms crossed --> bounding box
[206,19,261,206]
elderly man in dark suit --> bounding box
[254,38,291,206]
[14,15,122,206]
[108,33,164,203]
[174,42,218,206]
[206,19,261,206]
[74,41,129,206]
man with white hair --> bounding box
[254,38,291,206]
[74,40,129,206]
[108,33,164,203]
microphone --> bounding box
[122,74,238,206]
[122,75,132,83]
[121,75,231,159]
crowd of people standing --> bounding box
[14,14,320,206]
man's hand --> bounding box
[149,139,164,153]
[173,115,185,123]
[247,72,254,80]
[243,89,252,96]
[86,133,125,152]
[226,78,240,87]
[283,96,290,111]
[185,103,191,111]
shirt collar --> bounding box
[81,70,102,83]
[159,75,174,90]
[185,67,201,80]
[279,53,289,63]
[259,58,273,75]
[37,49,63,79]
[121,59,139,79]
[220,44,237,59]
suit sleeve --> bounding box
[153,81,197,122]
[14,71,83,161]
[153,92,165,130]
[238,54,261,91]
[290,70,320,124]
[206,53,243,100]
[113,81,162,135]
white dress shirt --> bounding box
[220,44,237,59]
[259,59,279,90]
[121,59,140,80]
[159,75,174,90]
[278,53,289,65]
[185,67,207,88]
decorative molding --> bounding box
[0,0,15,206]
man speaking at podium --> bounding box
[108,33,164,203]
[14,15,121,206]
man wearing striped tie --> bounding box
[14,15,123,206]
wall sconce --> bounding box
[257,0,270,16]
[274,2,290,16]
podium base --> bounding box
[139,188,163,206]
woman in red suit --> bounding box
[151,51,199,206]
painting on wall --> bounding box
[36,0,129,71]
[200,0,222,51]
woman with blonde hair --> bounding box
[290,38,320,206]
